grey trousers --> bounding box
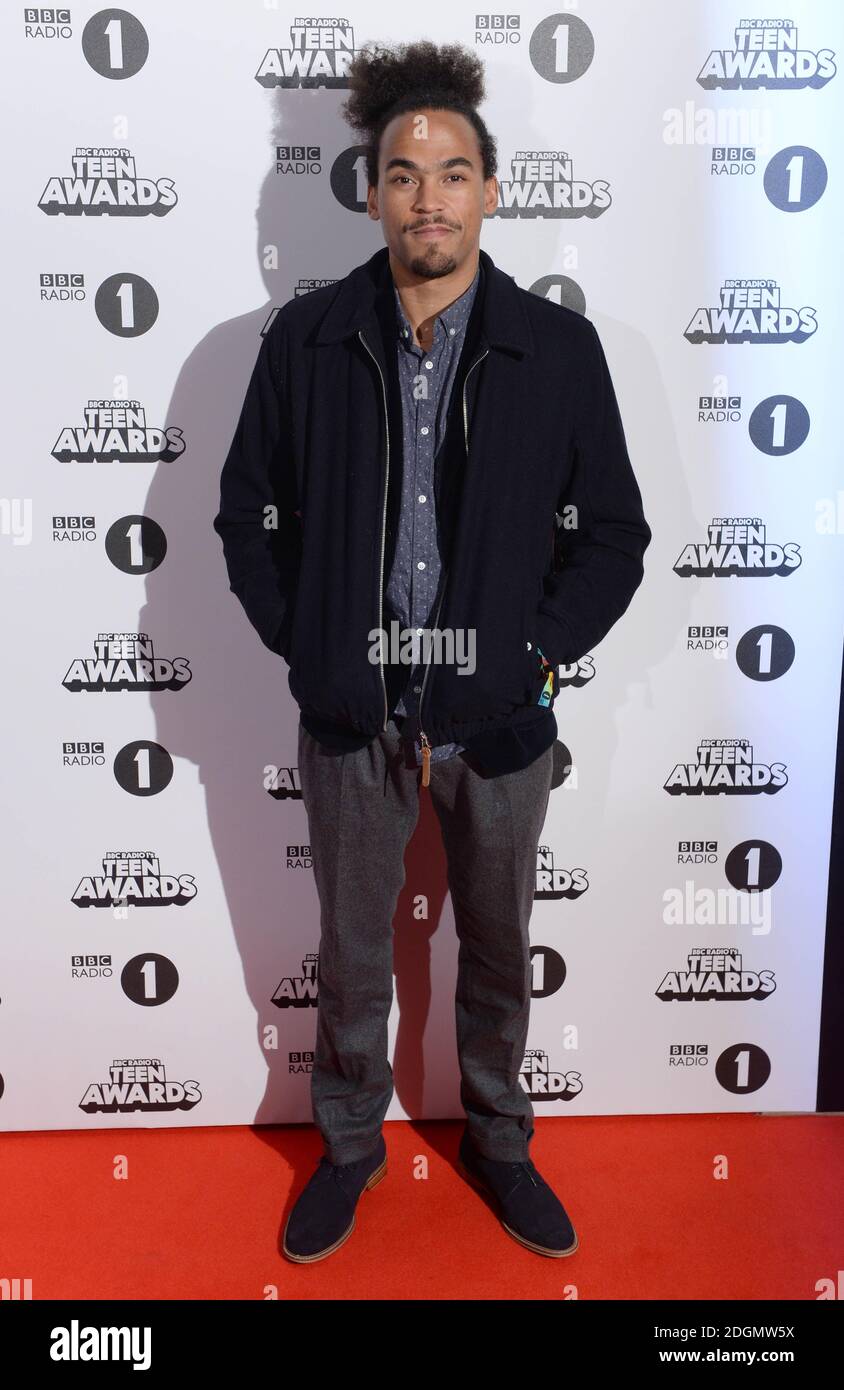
[297,715,554,1164]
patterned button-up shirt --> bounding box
[386,264,481,766]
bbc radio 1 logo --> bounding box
[53,515,95,543]
[673,518,801,577]
[534,845,588,902]
[38,147,177,215]
[668,1042,772,1095]
[697,19,836,89]
[63,739,175,797]
[41,266,160,334]
[675,837,782,890]
[288,1050,315,1075]
[286,844,312,870]
[79,1059,201,1114]
[686,622,794,680]
[520,1049,583,1103]
[687,625,728,655]
[272,954,319,1007]
[52,400,185,463]
[54,516,166,573]
[664,739,788,796]
[71,953,180,1007]
[25,9,153,83]
[473,14,521,47]
[679,839,718,866]
[23,7,72,39]
[256,19,358,87]
[527,12,596,83]
[530,945,566,999]
[699,396,742,424]
[670,1044,709,1069]
[71,953,113,980]
[708,143,828,212]
[275,145,322,176]
[63,740,106,768]
[698,395,812,458]
[62,634,192,692]
[684,280,817,343]
[35,270,163,337]
[72,851,197,908]
[40,272,85,303]
[656,947,776,1002]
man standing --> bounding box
[213,39,651,1263]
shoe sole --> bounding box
[457,1157,579,1258]
[282,1156,388,1263]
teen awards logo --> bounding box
[656,948,776,1001]
[52,401,185,463]
[697,19,836,90]
[558,655,595,688]
[79,1060,202,1114]
[62,635,192,692]
[673,518,801,577]
[272,954,319,1007]
[493,149,610,217]
[684,280,816,342]
[294,276,338,297]
[256,19,357,86]
[520,1049,583,1102]
[535,846,589,901]
[38,148,177,215]
[72,851,197,908]
[664,739,788,796]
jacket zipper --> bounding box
[417,345,490,787]
[358,329,390,732]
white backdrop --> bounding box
[1,1,842,1131]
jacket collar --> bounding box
[314,244,534,358]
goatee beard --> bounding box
[407,250,458,279]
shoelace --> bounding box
[313,1153,375,1193]
[507,1161,539,1189]
[481,1159,540,1200]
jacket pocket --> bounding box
[522,636,546,706]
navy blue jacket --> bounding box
[213,245,651,771]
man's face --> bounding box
[367,107,499,279]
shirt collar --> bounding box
[393,262,481,344]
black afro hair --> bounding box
[340,38,498,187]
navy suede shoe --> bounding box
[282,1136,387,1263]
[457,1132,578,1257]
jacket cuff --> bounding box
[533,609,577,671]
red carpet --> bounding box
[1,1114,841,1300]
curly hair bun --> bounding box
[340,39,497,185]
[342,40,486,135]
